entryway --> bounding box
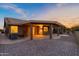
[32,24,49,39]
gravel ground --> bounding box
[0,34,79,56]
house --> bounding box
[4,17,67,40]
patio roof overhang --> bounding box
[4,17,66,28]
[4,17,67,40]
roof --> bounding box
[4,17,29,25]
[29,20,64,26]
[4,17,66,27]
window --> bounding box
[44,27,48,32]
[10,26,18,33]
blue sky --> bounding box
[0,3,57,29]
[0,3,79,28]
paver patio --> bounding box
[0,33,79,56]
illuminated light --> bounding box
[31,24,49,39]
[44,27,48,32]
[32,24,48,39]
[33,24,43,35]
[33,35,47,39]
[33,27,35,35]
[38,25,43,35]
[10,26,18,33]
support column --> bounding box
[62,28,64,34]
[49,24,52,39]
[30,23,33,40]
[57,27,60,36]
[61,27,63,34]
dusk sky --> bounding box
[0,3,79,29]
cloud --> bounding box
[33,4,79,28]
[0,4,27,19]
[56,3,68,7]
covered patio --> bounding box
[4,17,67,40]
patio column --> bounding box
[62,28,64,34]
[30,23,33,40]
[57,27,60,36]
[49,24,52,39]
[59,27,62,34]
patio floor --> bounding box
[0,34,62,44]
[0,33,79,56]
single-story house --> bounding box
[4,17,67,40]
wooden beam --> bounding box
[30,23,33,40]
